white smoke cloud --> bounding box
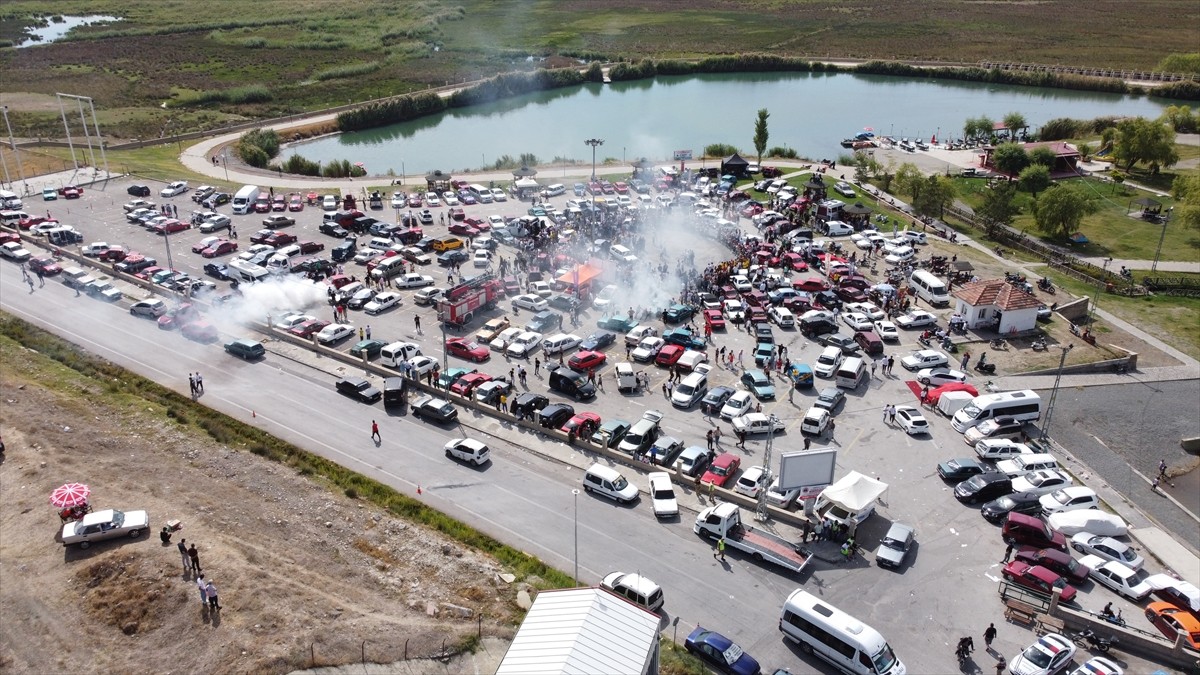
[208,276,328,330]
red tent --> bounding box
[928,382,978,403]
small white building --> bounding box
[495,587,661,675]
[951,278,1041,334]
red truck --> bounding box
[438,273,504,327]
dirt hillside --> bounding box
[0,347,522,674]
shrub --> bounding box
[279,154,322,176]
[338,92,447,132]
[313,61,381,82]
[239,144,269,168]
[704,143,740,158]
[447,68,586,108]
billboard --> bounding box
[673,149,693,161]
[777,449,837,499]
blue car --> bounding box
[740,369,775,400]
[662,327,706,350]
[661,303,696,324]
[685,627,762,675]
[579,331,616,351]
[573,183,586,196]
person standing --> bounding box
[802,519,813,543]
[195,372,204,394]
[961,351,971,370]
[196,573,208,605]
[1001,541,1014,563]
[414,315,422,335]
[814,519,825,542]
[371,420,380,443]
[36,268,44,287]
[189,374,197,396]
[177,538,190,571]
[188,543,201,573]
[1158,459,1168,479]
[714,537,726,561]
[205,580,222,611]
[983,623,997,648]
[706,429,714,451]
[887,354,895,375]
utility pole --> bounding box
[1041,344,1073,440]
[585,138,604,181]
[756,414,778,522]
[1151,208,1172,273]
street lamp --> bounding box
[1151,207,1173,273]
[1040,343,1073,440]
[584,138,604,181]
[1088,257,1112,326]
[571,488,581,585]
[1,105,27,190]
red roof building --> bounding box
[952,279,1042,334]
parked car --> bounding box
[684,627,761,675]
[648,472,679,519]
[60,508,150,548]
[1079,555,1152,601]
[1071,533,1144,570]
[876,522,915,569]
[1009,634,1076,675]
[1002,561,1079,603]
[1014,547,1090,585]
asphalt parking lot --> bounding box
[12,176,1184,674]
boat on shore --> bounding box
[839,131,876,148]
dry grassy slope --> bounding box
[0,347,521,674]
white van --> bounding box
[370,256,407,281]
[768,306,795,328]
[366,236,395,252]
[582,464,639,504]
[231,185,260,215]
[814,346,844,379]
[0,189,22,209]
[909,269,950,307]
[671,371,708,408]
[379,341,421,367]
[780,589,905,675]
[996,453,1059,478]
[542,184,566,197]
[952,389,1043,433]
[835,356,867,389]
[0,210,29,227]
[227,259,269,284]
[825,220,854,237]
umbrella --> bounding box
[50,483,90,508]
[872,283,896,294]
[512,166,538,177]
[843,202,873,216]
[354,161,365,167]
[805,178,826,190]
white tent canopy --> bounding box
[819,471,888,512]
[514,178,540,189]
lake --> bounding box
[286,72,1172,176]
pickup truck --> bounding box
[693,503,810,573]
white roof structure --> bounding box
[495,587,661,675]
[818,471,889,512]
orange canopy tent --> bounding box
[557,263,603,288]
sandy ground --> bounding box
[0,349,521,674]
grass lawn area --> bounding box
[952,176,1198,263]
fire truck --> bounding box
[437,272,504,327]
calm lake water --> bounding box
[287,72,1171,175]
[16,15,121,47]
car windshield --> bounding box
[611,477,629,490]
[1048,489,1070,505]
[993,497,1016,510]
[1021,643,1054,668]
[652,487,673,499]
[871,643,900,673]
[712,464,729,477]
[720,643,745,666]
[1120,548,1139,564]
[960,403,983,419]
[965,476,985,490]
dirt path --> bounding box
[0,349,520,674]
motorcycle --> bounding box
[990,338,1007,349]
[1069,628,1114,653]
[1031,338,1048,352]
[1037,278,1055,294]
[975,361,996,375]
[918,336,933,348]
[994,246,1005,257]
[941,338,958,353]
[1101,609,1127,628]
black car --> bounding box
[319,222,349,238]
[331,239,356,262]
[700,386,736,415]
[954,473,1013,505]
[414,236,437,251]
[799,319,838,338]
[578,331,616,351]
[980,491,1045,523]
[819,333,861,354]
[527,310,563,333]
[548,294,580,312]
[538,403,576,429]
[937,457,991,482]
[437,249,470,266]
[814,290,842,310]
[204,263,232,281]
[202,192,230,209]
[512,393,549,419]
[335,376,381,403]
[813,387,845,412]
[127,184,151,197]
[411,395,458,423]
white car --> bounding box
[364,291,402,315]
[60,508,150,548]
[734,465,772,498]
[765,478,803,508]
[472,249,490,267]
[511,294,548,312]
[593,284,618,309]
[490,327,523,352]
[648,472,679,519]
[199,215,232,233]
[731,413,785,435]
[1009,634,1076,675]
[542,333,582,355]
[833,181,855,198]
[719,390,754,421]
[1011,469,1073,495]
[424,193,441,207]
[631,336,665,362]
[1039,487,1099,515]
[529,280,552,298]
[1048,511,1127,538]
[354,249,382,264]
[917,367,968,385]
[723,299,746,322]
[844,302,885,321]
[1067,658,1122,675]
[1071,533,1144,570]
[393,273,435,289]
[322,195,339,211]
[893,405,929,435]
[800,407,831,435]
[895,310,939,329]
[873,321,899,341]
[406,355,440,377]
[444,438,490,466]
[0,241,31,261]
[390,192,405,209]
[814,346,844,378]
[900,349,948,371]
[975,439,1032,461]
[731,275,752,292]
[315,323,355,345]
[506,331,543,358]
[841,312,873,331]
[1078,555,1152,601]
[897,230,927,245]
[490,188,507,202]
[160,181,189,197]
[883,246,915,265]
[276,313,315,329]
[81,242,112,257]
[441,191,460,206]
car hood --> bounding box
[876,545,906,565]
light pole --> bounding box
[571,488,581,585]
[1088,257,1112,326]
[585,138,604,181]
[1041,343,1074,440]
[1151,207,1172,273]
[1,105,27,190]
[756,414,778,522]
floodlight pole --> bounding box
[1151,208,1172,273]
[585,138,604,181]
[756,414,777,522]
[1,106,27,189]
[572,488,581,585]
[1040,344,1073,440]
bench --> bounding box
[1004,599,1039,626]
[1036,615,1065,635]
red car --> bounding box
[1001,561,1078,603]
[157,303,198,330]
[297,240,325,255]
[613,182,628,194]
[17,216,57,230]
[201,241,238,258]
[448,222,480,237]
[253,198,271,213]
[834,286,867,303]
[407,194,423,208]
[289,319,329,338]
[325,274,354,290]
[703,309,726,331]
[1014,547,1090,585]
[305,191,319,205]
[58,185,83,198]
[263,232,298,248]
[134,265,164,281]
[181,320,218,343]
[656,344,685,367]
[288,194,304,211]
[568,350,606,372]
[272,195,287,211]
[782,252,808,272]
[448,207,465,221]
[153,219,191,234]
[792,277,829,292]
[28,256,62,275]
[99,246,129,262]
[740,203,764,218]
[561,412,601,437]
[446,338,490,363]
[748,308,768,324]
[450,372,492,396]
[0,231,20,245]
[702,454,741,488]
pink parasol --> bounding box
[50,482,91,508]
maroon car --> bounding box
[28,256,62,275]
[297,240,325,255]
[1001,561,1078,603]
[289,319,329,338]
[263,232,298,248]
[1014,547,1090,585]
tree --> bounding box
[1002,112,1028,140]
[1077,142,1093,161]
[991,143,1030,177]
[1173,174,1200,230]
[1018,164,1052,198]
[1100,127,1117,153]
[978,116,995,141]
[893,162,923,198]
[1033,186,1097,239]
[1113,117,1179,173]
[912,174,956,219]
[976,182,1021,234]
[753,108,770,164]
[1159,105,1198,134]
[1029,146,1057,168]
[852,151,879,184]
